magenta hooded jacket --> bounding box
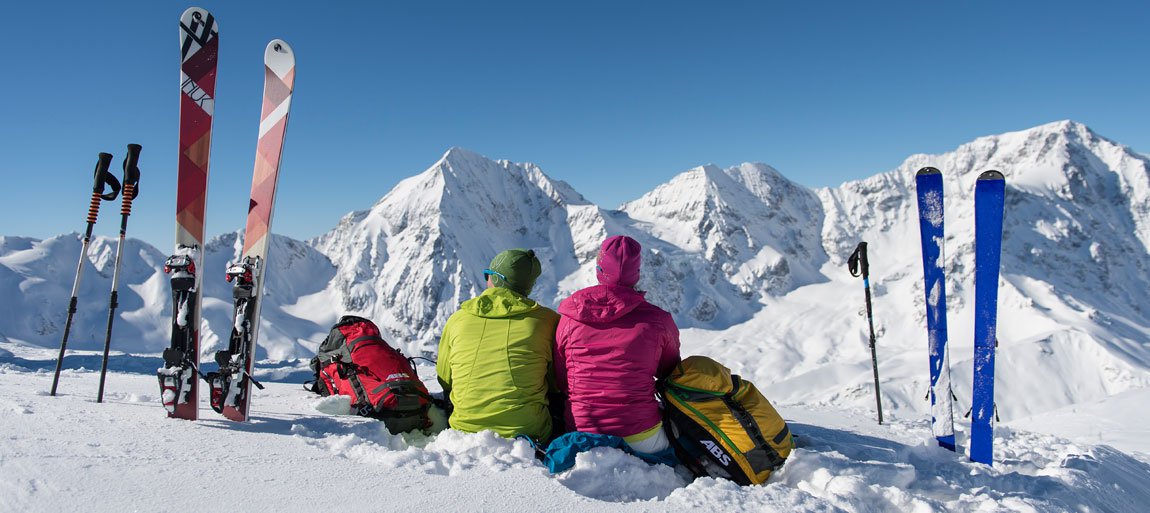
[554,284,681,437]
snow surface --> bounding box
[3,341,1148,513]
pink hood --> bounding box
[555,284,681,437]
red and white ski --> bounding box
[208,39,296,422]
[159,6,218,420]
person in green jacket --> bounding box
[436,248,559,443]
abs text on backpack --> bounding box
[660,355,794,485]
[308,315,432,434]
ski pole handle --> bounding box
[848,242,869,279]
[120,144,142,216]
[92,152,121,201]
[87,153,115,224]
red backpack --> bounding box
[307,316,432,434]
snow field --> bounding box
[3,349,1147,513]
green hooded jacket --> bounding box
[436,287,559,441]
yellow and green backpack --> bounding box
[660,355,793,485]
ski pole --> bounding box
[50,153,121,396]
[848,241,884,424]
[97,144,141,403]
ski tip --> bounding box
[266,39,294,58]
[265,39,296,74]
[916,166,942,176]
[181,7,213,23]
[977,170,1005,181]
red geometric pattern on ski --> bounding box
[176,25,217,245]
[261,67,294,117]
[242,63,294,255]
[183,36,218,96]
[170,7,219,421]
[176,100,211,242]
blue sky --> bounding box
[2,1,1147,249]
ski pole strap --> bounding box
[91,152,121,201]
[847,242,869,279]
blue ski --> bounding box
[914,167,956,451]
[970,170,1006,465]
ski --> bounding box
[970,170,1006,464]
[159,7,218,420]
[914,167,956,451]
[207,39,295,422]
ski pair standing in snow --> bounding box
[160,7,297,422]
[914,167,1006,464]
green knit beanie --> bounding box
[486,248,542,296]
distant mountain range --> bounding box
[4,120,1148,425]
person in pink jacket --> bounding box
[554,235,681,455]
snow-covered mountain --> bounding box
[0,235,170,353]
[620,162,828,326]
[308,149,829,354]
[309,147,608,355]
[4,120,1150,445]
[0,231,336,361]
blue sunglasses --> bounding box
[483,269,507,281]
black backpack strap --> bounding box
[369,381,434,412]
[337,362,370,411]
[721,376,787,473]
[346,335,384,352]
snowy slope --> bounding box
[3,343,1148,513]
[0,235,170,353]
[3,120,1150,462]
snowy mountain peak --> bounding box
[309,148,609,353]
[594,160,832,331]
[440,145,486,164]
[622,162,793,228]
[895,120,1145,194]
